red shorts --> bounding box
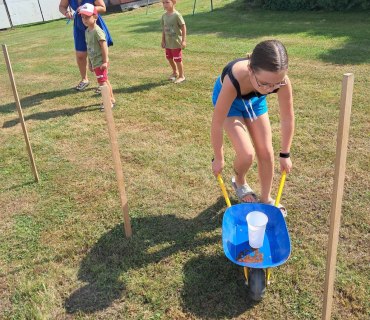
[93,66,108,84]
[165,48,182,62]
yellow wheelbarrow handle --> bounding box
[217,174,232,208]
[274,170,287,207]
[217,171,286,208]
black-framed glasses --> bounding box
[253,72,287,89]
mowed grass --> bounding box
[0,0,369,318]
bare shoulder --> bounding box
[232,59,250,82]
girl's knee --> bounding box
[237,150,255,166]
[257,148,274,163]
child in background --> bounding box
[161,0,186,84]
[79,3,115,110]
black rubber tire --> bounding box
[248,268,266,302]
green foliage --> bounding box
[250,0,370,11]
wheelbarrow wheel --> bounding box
[248,268,266,302]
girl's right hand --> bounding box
[212,158,224,177]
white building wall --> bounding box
[39,0,64,21]
[6,0,43,26]
[0,0,11,29]
[2,0,64,28]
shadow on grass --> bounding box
[113,79,169,94]
[0,88,80,114]
[1,80,169,127]
[128,0,370,65]
[64,197,255,316]
[2,104,98,128]
[4,180,37,191]
[1,80,167,121]
[181,254,258,318]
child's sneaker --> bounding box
[75,80,89,91]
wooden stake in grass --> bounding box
[101,85,132,238]
[2,44,39,183]
[322,73,354,320]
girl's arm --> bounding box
[181,24,186,48]
[211,76,237,176]
[277,76,295,173]
[94,0,106,14]
[99,40,109,69]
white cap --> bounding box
[79,3,97,16]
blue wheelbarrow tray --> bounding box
[222,203,291,269]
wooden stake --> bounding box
[322,73,354,320]
[101,85,132,238]
[2,44,39,182]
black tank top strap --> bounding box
[221,58,248,98]
[220,58,279,99]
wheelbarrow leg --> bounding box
[266,268,272,285]
[243,267,249,285]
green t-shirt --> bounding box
[85,25,106,68]
[161,11,185,49]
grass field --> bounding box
[0,0,369,319]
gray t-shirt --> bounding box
[85,24,106,68]
[161,11,185,49]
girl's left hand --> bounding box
[279,157,292,174]
[100,62,108,70]
[181,40,186,49]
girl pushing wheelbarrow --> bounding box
[211,39,294,212]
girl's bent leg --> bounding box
[224,117,255,202]
[246,113,274,203]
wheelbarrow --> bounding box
[217,173,291,301]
